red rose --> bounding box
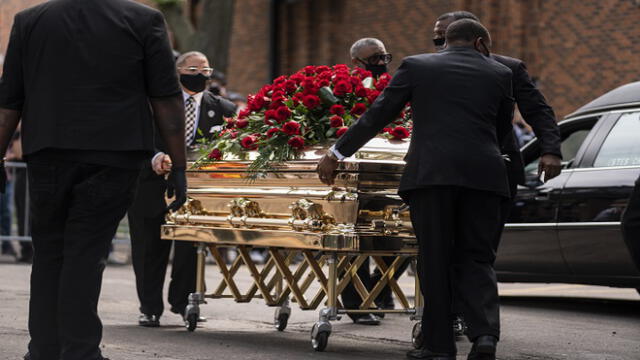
[248,94,268,111]
[240,135,258,150]
[354,67,373,79]
[287,136,305,149]
[266,127,280,138]
[281,121,301,135]
[316,79,330,88]
[329,115,344,128]
[355,85,367,97]
[333,64,349,71]
[303,65,316,75]
[367,89,380,104]
[284,79,297,93]
[208,149,223,160]
[264,109,278,125]
[375,77,390,91]
[350,102,367,116]
[336,126,349,138]
[289,73,304,84]
[238,108,250,119]
[349,76,361,87]
[236,119,249,129]
[330,104,345,116]
[273,75,287,85]
[276,106,292,122]
[303,85,319,96]
[302,94,321,109]
[390,126,410,139]
[315,65,331,74]
[333,80,352,97]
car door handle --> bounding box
[534,188,553,201]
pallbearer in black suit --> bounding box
[0,1,187,359]
[318,20,514,359]
[129,51,236,328]
[432,11,563,338]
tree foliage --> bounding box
[151,0,234,74]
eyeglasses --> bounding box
[178,66,214,77]
[358,53,393,65]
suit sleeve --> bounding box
[497,72,515,148]
[334,59,413,157]
[218,97,237,117]
[0,15,25,111]
[513,61,562,158]
[143,11,181,98]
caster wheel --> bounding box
[186,313,198,332]
[275,313,289,331]
[411,322,423,349]
[312,331,329,352]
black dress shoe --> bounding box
[467,335,497,360]
[351,313,381,325]
[138,313,160,327]
[406,347,456,359]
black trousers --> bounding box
[27,158,139,360]
[128,170,196,317]
[407,186,502,354]
[622,175,640,270]
[15,166,34,259]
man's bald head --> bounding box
[445,19,491,55]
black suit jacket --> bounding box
[130,90,236,218]
[335,47,515,199]
[0,0,180,156]
[491,54,562,185]
[192,91,237,145]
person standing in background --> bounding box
[130,51,236,328]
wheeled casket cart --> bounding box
[161,138,425,351]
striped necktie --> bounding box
[185,96,197,146]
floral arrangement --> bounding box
[195,64,412,173]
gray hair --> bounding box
[350,38,385,59]
[176,51,208,67]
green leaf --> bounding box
[319,86,339,105]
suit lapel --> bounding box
[196,93,217,141]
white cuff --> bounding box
[151,152,165,166]
[329,145,346,160]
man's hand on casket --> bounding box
[317,153,339,185]
[166,166,187,212]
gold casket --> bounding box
[162,138,423,352]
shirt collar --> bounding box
[183,90,204,107]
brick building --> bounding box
[2,0,640,118]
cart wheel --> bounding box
[311,322,331,352]
[186,313,198,332]
[275,312,289,331]
[312,331,329,352]
[411,322,423,349]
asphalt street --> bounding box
[1,256,639,360]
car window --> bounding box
[524,129,592,176]
[593,112,640,167]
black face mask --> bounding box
[433,37,446,48]
[365,63,388,78]
[180,73,209,93]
